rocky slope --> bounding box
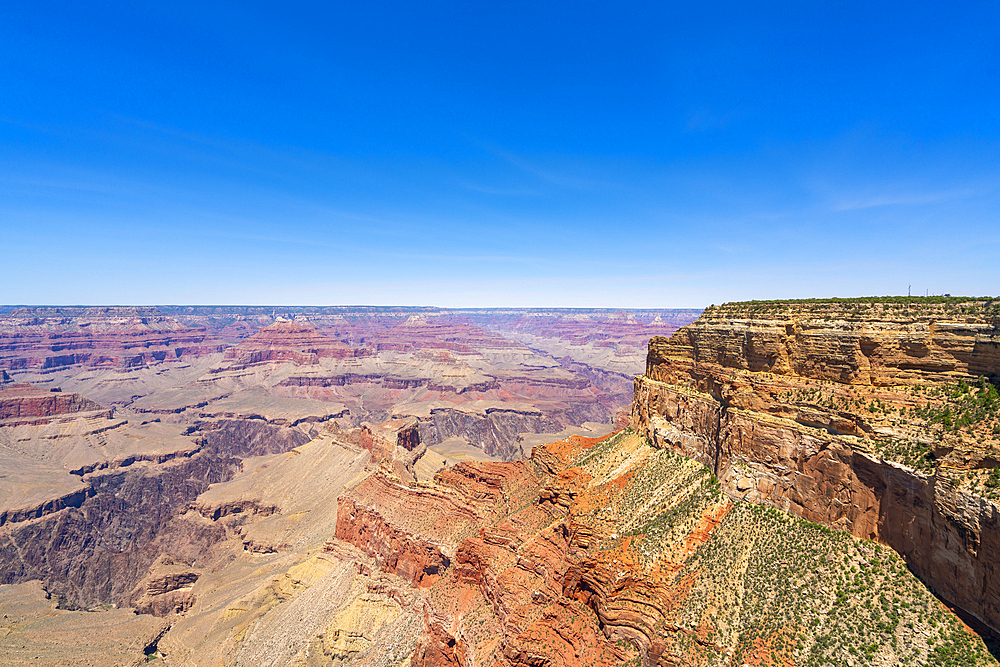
[633,297,1000,637]
[334,430,995,666]
[61,421,988,666]
[0,580,169,666]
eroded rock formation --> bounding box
[222,319,372,367]
[332,428,996,665]
[0,307,222,371]
[0,382,110,425]
[0,419,310,610]
[632,298,1000,635]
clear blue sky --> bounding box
[2,2,998,307]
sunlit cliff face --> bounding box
[634,298,1000,639]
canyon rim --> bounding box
[0,299,998,666]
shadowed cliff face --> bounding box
[0,420,310,611]
[632,299,1000,636]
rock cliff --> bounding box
[632,297,1000,636]
[0,382,110,425]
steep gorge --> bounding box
[0,419,311,611]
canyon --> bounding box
[0,306,693,460]
[1,299,999,666]
[0,305,693,665]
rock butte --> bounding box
[223,319,373,367]
[0,382,109,426]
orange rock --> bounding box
[0,383,109,425]
[633,301,1000,636]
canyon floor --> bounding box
[1,301,998,666]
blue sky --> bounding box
[2,1,998,307]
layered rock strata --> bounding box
[0,307,221,371]
[334,430,995,665]
[632,298,1000,635]
[3,307,698,462]
[0,382,110,426]
[221,319,371,368]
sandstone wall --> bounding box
[633,302,1000,634]
[0,383,108,423]
[651,304,1000,385]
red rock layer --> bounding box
[0,307,222,371]
[335,434,703,666]
[0,383,109,425]
[336,494,452,588]
[317,316,524,354]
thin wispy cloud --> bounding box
[494,150,623,191]
[832,186,987,211]
[461,136,626,192]
[454,181,540,197]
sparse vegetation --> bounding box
[704,296,1000,321]
[565,436,997,666]
[916,377,1000,435]
[673,499,994,666]
[774,375,1000,478]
